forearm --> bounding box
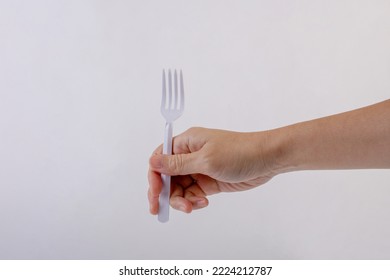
[266,100,390,174]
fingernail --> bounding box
[179,204,192,213]
[194,199,207,207]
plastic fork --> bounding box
[158,69,185,223]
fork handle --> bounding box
[158,122,173,223]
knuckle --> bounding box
[187,126,202,134]
[168,154,184,173]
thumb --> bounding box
[149,152,201,176]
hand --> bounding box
[148,127,277,214]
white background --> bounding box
[0,0,389,259]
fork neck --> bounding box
[163,122,173,155]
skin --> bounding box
[148,99,390,214]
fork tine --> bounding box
[180,70,184,110]
[162,69,166,109]
[168,69,172,109]
[174,70,178,109]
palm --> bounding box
[170,173,273,212]
[215,176,272,193]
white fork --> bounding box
[158,69,185,223]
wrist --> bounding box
[256,126,301,176]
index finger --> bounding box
[147,168,162,215]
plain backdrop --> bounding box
[0,0,389,259]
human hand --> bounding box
[148,127,278,214]
[148,100,390,214]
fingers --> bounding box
[170,185,192,213]
[184,185,209,210]
[170,180,209,213]
[147,169,162,215]
[149,127,207,176]
[148,127,209,214]
[148,170,209,215]
[149,152,203,176]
